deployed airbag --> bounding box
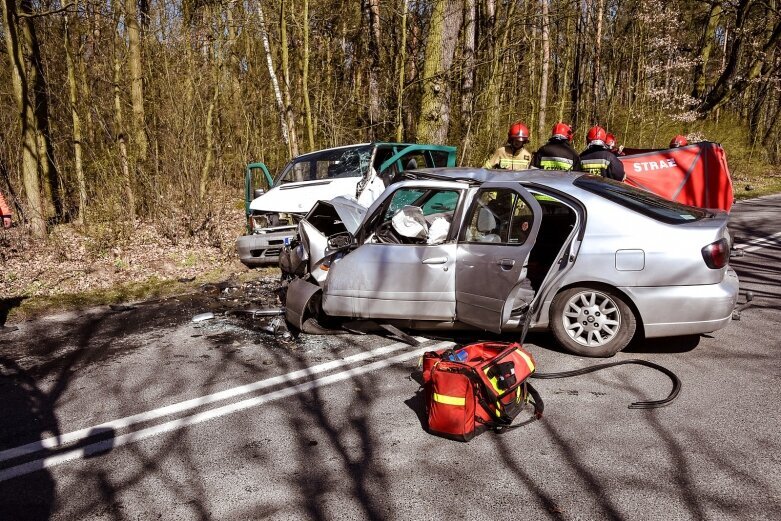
[392,206,428,239]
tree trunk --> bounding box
[396,0,409,141]
[691,2,723,99]
[1,0,45,237]
[459,0,476,163]
[571,0,586,130]
[558,9,573,122]
[226,1,243,110]
[114,40,136,220]
[65,15,86,224]
[125,0,147,165]
[280,0,300,158]
[20,0,60,221]
[302,0,315,150]
[257,0,293,162]
[200,83,219,202]
[591,0,605,123]
[364,0,381,138]
[538,0,550,139]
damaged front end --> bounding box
[281,197,366,329]
[236,211,304,267]
[281,196,366,283]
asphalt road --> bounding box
[1,195,780,521]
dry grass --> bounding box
[0,202,277,322]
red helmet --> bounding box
[586,126,607,146]
[670,135,688,148]
[605,133,617,149]
[508,121,530,144]
[552,122,573,141]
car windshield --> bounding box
[276,145,373,185]
[573,175,708,224]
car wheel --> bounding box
[550,286,636,357]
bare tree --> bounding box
[1,0,46,237]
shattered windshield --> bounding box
[276,145,374,184]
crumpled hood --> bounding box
[327,196,368,234]
[249,178,361,213]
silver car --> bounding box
[283,168,739,357]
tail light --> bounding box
[701,238,729,269]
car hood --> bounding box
[327,196,368,234]
[249,178,361,213]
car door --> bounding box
[322,181,465,321]
[455,182,542,333]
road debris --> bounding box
[109,304,137,312]
[192,312,216,323]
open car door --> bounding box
[455,182,542,333]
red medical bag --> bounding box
[423,342,543,441]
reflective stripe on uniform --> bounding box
[498,158,530,170]
[433,393,465,406]
[581,158,610,172]
[539,156,574,170]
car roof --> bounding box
[402,167,585,190]
[292,142,432,161]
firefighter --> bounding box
[670,135,688,148]
[531,122,581,171]
[605,133,625,156]
[0,189,11,229]
[483,121,532,170]
[579,125,625,181]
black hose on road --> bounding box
[530,358,681,409]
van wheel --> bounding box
[550,287,636,357]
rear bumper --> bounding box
[236,231,294,267]
[620,266,739,338]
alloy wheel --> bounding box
[561,290,621,347]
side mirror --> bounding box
[253,188,266,198]
[327,231,354,250]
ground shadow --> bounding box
[0,358,56,521]
[625,334,701,354]
[0,297,25,327]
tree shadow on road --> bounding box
[0,358,56,521]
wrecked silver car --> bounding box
[282,168,739,357]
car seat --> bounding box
[476,206,501,242]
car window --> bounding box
[464,189,534,244]
[276,145,373,184]
[429,150,453,167]
[383,189,426,221]
[374,187,460,244]
[573,175,707,223]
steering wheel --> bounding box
[375,220,402,244]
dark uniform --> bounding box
[532,139,581,171]
[579,146,625,181]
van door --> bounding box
[455,182,542,333]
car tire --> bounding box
[550,286,637,357]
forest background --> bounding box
[1,0,779,311]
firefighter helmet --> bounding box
[552,122,573,141]
[605,133,617,150]
[586,126,607,147]
[670,135,688,148]
[508,121,530,144]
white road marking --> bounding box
[0,337,429,463]
[735,231,781,253]
[0,340,453,482]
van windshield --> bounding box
[573,175,708,224]
[276,145,374,185]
